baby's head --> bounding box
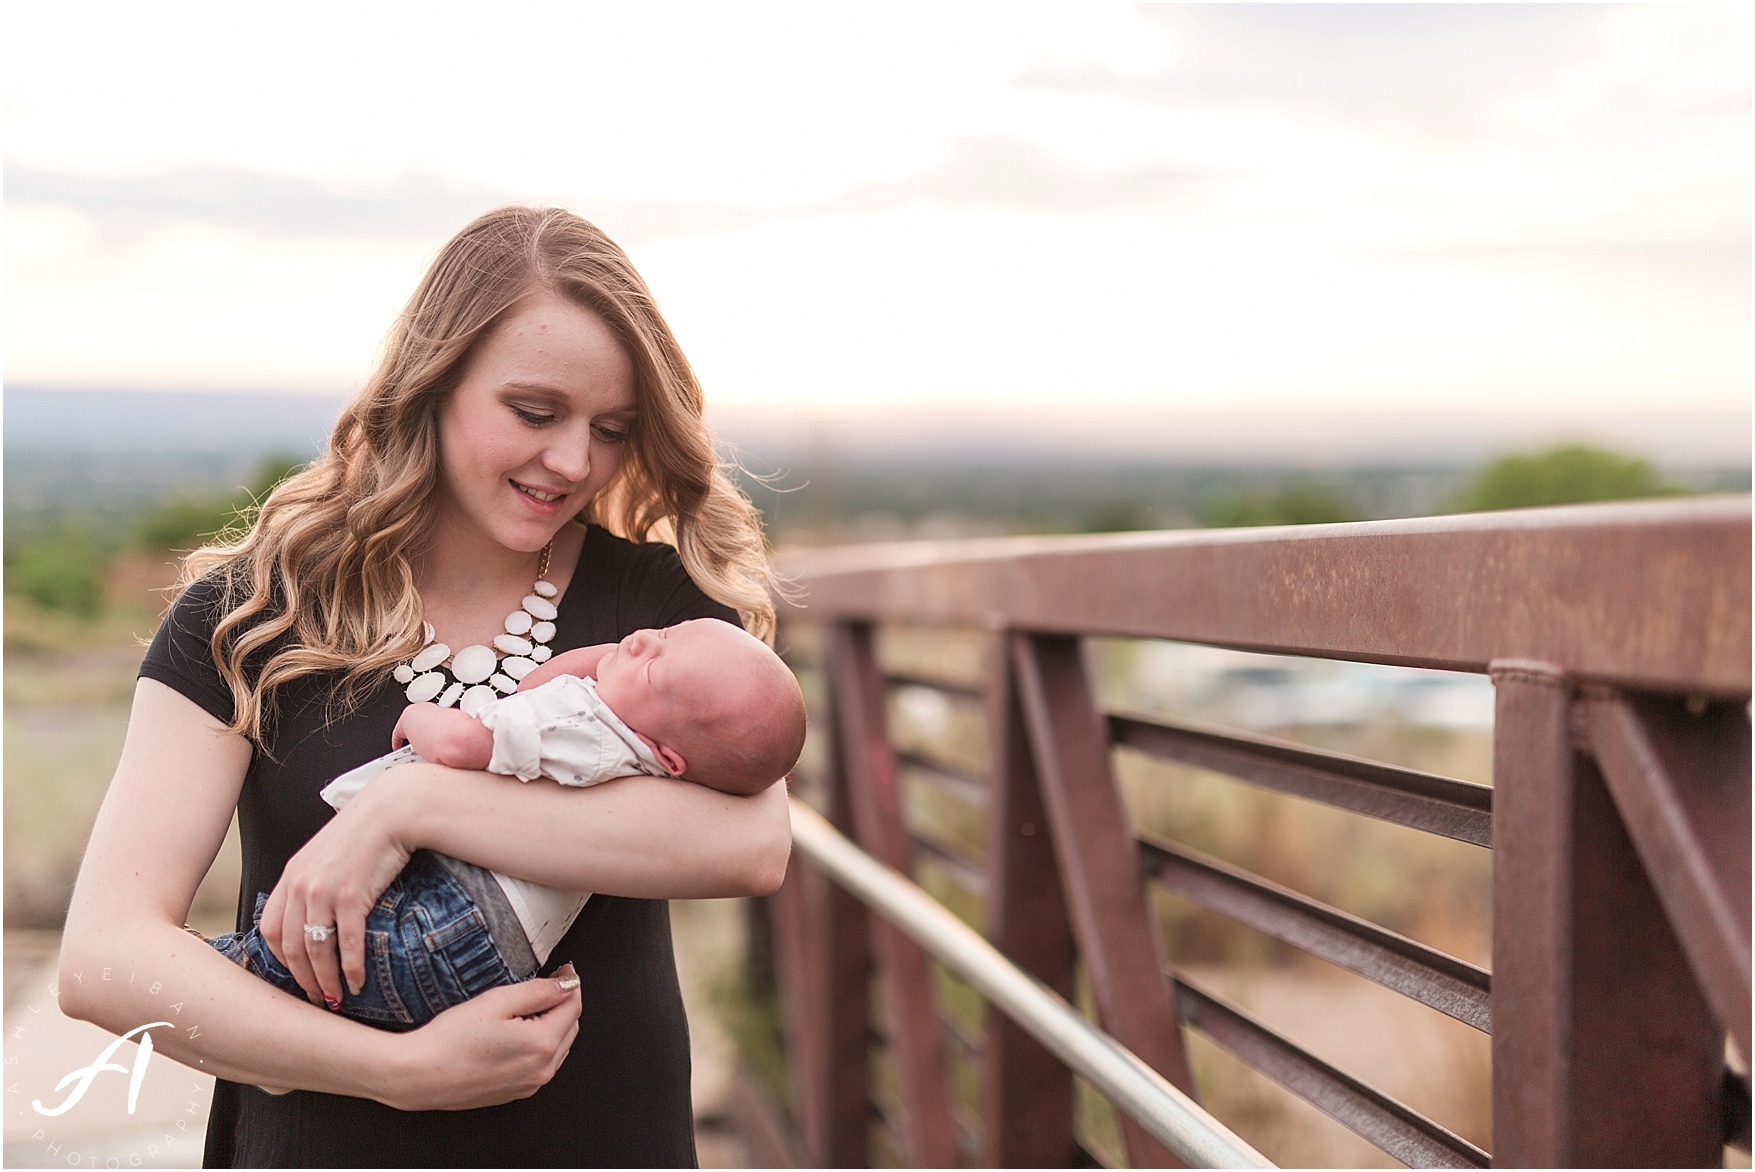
[593,618,806,795]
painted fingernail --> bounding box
[324,995,341,1011]
[555,975,581,993]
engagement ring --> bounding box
[303,923,336,943]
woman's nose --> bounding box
[542,434,591,483]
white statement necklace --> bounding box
[393,541,560,717]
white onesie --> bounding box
[320,675,674,963]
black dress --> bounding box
[139,527,735,1168]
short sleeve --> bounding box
[138,576,242,727]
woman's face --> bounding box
[434,290,637,556]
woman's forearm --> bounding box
[57,682,410,1101]
[61,681,582,1112]
[374,763,791,898]
[58,914,405,1101]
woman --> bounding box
[58,206,792,1167]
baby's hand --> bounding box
[517,644,614,692]
[392,704,496,770]
[390,705,420,750]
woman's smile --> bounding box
[512,480,568,505]
[510,478,573,515]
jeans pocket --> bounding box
[418,907,515,1010]
[344,929,418,1030]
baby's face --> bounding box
[592,618,754,741]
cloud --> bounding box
[1017,4,1732,142]
[4,163,508,243]
[7,136,1225,252]
[812,134,1223,215]
[3,161,794,248]
[1380,225,1752,307]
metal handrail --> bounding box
[788,798,1274,1169]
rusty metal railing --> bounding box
[787,799,1271,1168]
[749,498,1751,1167]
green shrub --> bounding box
[1198,481,1365,528]
[136,496,241,550]
[1458,445,1677,512]
[135,453,307,551]
[9,530,106,617]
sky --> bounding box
[5,3,1750,462]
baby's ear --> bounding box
[655,745,687,777]
[642,736,687,778]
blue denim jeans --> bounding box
[208,850,526,1031]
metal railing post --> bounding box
[982,630,1079,1166]
[826,621,959,1167]
[1490,663,1723,1166]
[1011,632,1198,1167]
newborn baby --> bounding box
[209,617,805,1030]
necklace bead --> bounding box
[407,672,445,703]
[493,633,534,656]
[460,684,498,716]
[451,644,498,684]
[400,541,558,706]
[411,644,450,673]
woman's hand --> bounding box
[380,965,583,1111]
[260,765,419,1009]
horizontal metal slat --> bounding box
[1140,835,1491,1032]
[885,670,986,701]
[911,833,990,899]
[1173,971,1490,1168]
[939,1010,983,1060]
[1111,712,1493,847]
[895,748,989,806]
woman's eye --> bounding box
[510,405,556,426]
[593,425,630,445]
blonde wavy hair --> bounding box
[180,206,776,742]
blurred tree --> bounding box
[1457,444,1676,512]
[136,453,307,550]
[1197,480,1365,528]
[9,529,105,617]
[1077,500,1156,533]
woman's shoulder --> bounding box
[577,525,738,630]
[140,568,291,725]
[152,571,241,641]
[157,568,283,636]
[578,524,686,584]
[140,572,249,724]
